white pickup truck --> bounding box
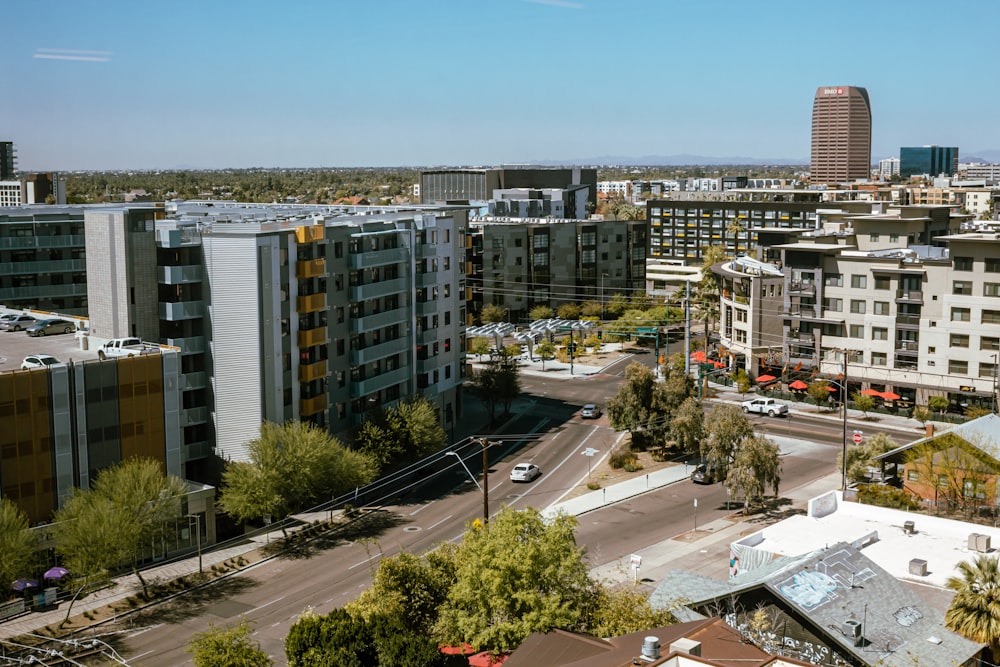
[97,337,160,360]
[741,397,789,417]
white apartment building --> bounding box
[878,157,900,179]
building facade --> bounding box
[899,146,959,178]
[467,217,647,323]
[810,86,872,184]
[421,167,597,213]
[878,157,900,179]
[0,142,15,180]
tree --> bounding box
[583,333,602,354]
[929,395,950,414]
[580,300,603,318]
[468,350,521,423]
[945,555,1000,660]
[469,336,491,360]
[480,303,507,324]
[434,507,597,652]
[852,391,875,418]
[504,343,522,359]
[219,421,378,534]
[356,396,448,470]
[0,498,36,593]
[727,435,781,514]
[189,620,273,667]
[535,339,556,371]
[693,245,725,352]
[839,432,898,485]
[806,380,834,409]
[701,404,754,482]
[912,405,932,426]
[587,585,675,638]
[556,302,581,320]
[670,397,704,454]
[606,293,630,318]
[730,368,751,396]
[529,304,554,321]
[607,363,672,443]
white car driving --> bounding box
[510,463,541,483]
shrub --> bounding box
[623,462,643,473]
[609,442,637,469]
[856,484,921,511]
[586,481,601,490]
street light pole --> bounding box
[480,438,490,526]
[840,352,850,491]
[187,514,202,573]
[601,273,608,321]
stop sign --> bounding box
[853,432,863,445]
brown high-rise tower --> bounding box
[810,86,871,184]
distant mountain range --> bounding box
[530,150,1000,167]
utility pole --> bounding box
[480,438,490,526]
[684,279,692,376]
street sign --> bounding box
[630,554,642,568]
[853,431,863,445]
[583,448,599,457]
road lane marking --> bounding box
[546,428,621,507]
[427,514,453,531]
[249,595,287,614]
[408,500,436,516]
[349,552,384,570]
[126,623,163,638]
[129,650,154,661]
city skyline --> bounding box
[4,0,1000,171]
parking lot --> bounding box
[0,310,101,373]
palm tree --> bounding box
[945,554,1000,659]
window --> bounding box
[850,300,866,314]
[907,470,919,482]
[823,298,842,312]
[986,283,1000,297]
[735,309,748,323]
[874,275,891,290]
[873,301,890,315]
[849,324,864,338]
[824,273,843,287]
[952,307,971,322]
[985,310,1000,325]
[872,352,887,366]
[982,337,1000,351]
[872,327,888,340]
[954,256,973,271]
[949,360,969,374]
[987,258,1000,273]
[889,234,899,243]
[851,275,867,289]
[980,363,997,379]
[954,281,972,295]
[951,334,970,347]
[869,233,880,242]
[735,329,747,343]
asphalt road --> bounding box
[116,365,902,665]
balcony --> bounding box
[350,367,411,396]
[0,234,85,250]
[159,300,204,321]
[157,228,201,248]
[300,394,328,417]
[349,277,407,302]
[895,314,921,330]
[349,307,408,333]
[166,336,206,355]
[298,325,328,348]
[416,272,440,288]
[788,331,814,344]
[182,441,213,463]
[295,258,327,279]
[299,359,328,383]
[350,337,409,365]
[295,225,325,244]
[415,328,438,346]
[181,406,209,427]
[349,246,409,270]
[895,340,919,353]
[415,300,438,316]
[788,281,816,296]
[181,371,208,391]
[296,293,326,314]
[0,259,86,275]
[895,289,923,304]
[158,265,204,284]
[0,283,87,300]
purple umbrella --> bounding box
[44,567,69,580]
[11,578,39,592]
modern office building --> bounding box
[86,202,468,466]
[899,146,959,178]
[810,86,872,184]
[0,142,15,180]
[467,217,647,323]
[420,167,597,215]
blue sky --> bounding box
[3,0,998,170]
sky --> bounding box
[3,0,999,171]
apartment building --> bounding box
[467,217,647,323]
[713,204,1000,411]
[86,202,468,466]
[420,167,597,213]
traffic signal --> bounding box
[597,330,603,340]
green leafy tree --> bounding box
[727,435,782,514]
[730,368,751,396]
[469,336,491,360]
[583,333,602,354]
[219,421,377,534]
[587,585,675,638]
[839,432,898,485]
[693,245,725,352]
[357,396,448,470]
[912,405,932,425]
[606,293,630,318]
[468,351,521,423]
[529,304,554,321]
[189,620,273,667]
[701,404,754,482]
[480,303,507,324]
[435,507,597,652]
[556,302,582,320]
[580,300,603,318]
[945,555,1000,660]
[535,339,556,371]
[504,343,522,358]
[806,380,834,408]
[670,397,705,454]
[929,395,950,414]
[0,498,36,593]
[852,392,875,418]
[607,363,672,441]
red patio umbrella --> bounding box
[880,391,901,401]
[860,389,881,396]
[825,386,837,392]
[789,380,808,390]
[690,350,707,362]
[756,374,777,383]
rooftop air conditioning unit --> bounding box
[843,619,863,647]
[968,533,992,553]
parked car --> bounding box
[510,463,541,483]
[741,397,789,417]
[581,403,601,419]
[0,314,37,332]
[21,354,61,370]
[26,319,76,337]
[691,463,716,484]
